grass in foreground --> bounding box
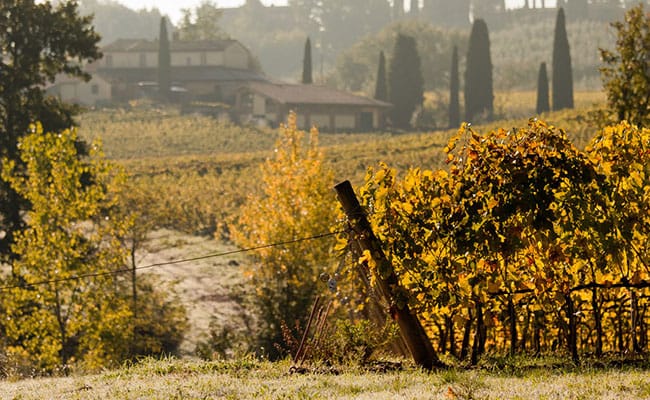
[2,356,650,399]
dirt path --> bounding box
[135,229,251,355]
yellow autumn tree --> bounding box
[0,125,133,373]
[231,112,338,358]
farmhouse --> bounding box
[95,38,267,102]
[234,82,391,132]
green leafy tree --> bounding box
[374,51,388,101]
[0,0,101,260]
[231,113,337,359]
[78,0,163,44]
[552,7,574,111]
[536,62,550,114]
[1,126,132,372]
[464,19,493,122]
[449,45,461,128]
[600,4,650,127]
[178,0,229,40]
[388,33,424,129]
[317,0,391,59]
[158,16,171,101]
[302,37,313,84]
[330,20,467,94]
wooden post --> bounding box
[334,180,443,370]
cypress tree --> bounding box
[536,62,550,114]
[552,8,574,110]
[388,33,424,129]
[374,51,388,101]
[302,37,313,84]
[464,18,493,122]
[449,45,460,128]
[158,17,171,101]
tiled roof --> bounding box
[243,82,392,108]
[101,38,240,52]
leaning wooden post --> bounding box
[334,180,443,370]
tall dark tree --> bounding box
[374,51,388,101]
[158,17,171,101]
[552,8,574,111]
[449,46,461,128]
[302,37,313,84]
[536,62,550,114]
[0,0,101,260]
[464,19,493,122]
[388,33,424,129]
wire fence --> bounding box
[0,230,343,292]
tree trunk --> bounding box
[533,310,543,355]
[131,243,138,356]
[508,296,517,356]
[565,294,579,364]
[460,308,473,360]
[520,304,531,353]
[631,289,641,353]
[436,321,446,353]
[617,300,625,354]
[591,286,603,357]
[471,301,484,365]
[447,314,457,357]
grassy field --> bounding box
[2,357,650,399]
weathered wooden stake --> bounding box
[335,180,443,370]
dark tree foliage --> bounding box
[600,4,650,127]
[449,45,461,128]
[536,62,550,114]
[0,0,101,260]
[302,37,313,84]
[388,33,424,129]
[464,19,493,122]
[552,8,574,111]
[374,51,388,101]
[158,17,171,101]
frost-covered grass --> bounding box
[2,356,649,399]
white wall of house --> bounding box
[311,114,330,129]
[50,76,111,106]
[334,114,356,130]
[102,51,156,68]
[102,45,244,69]
[252,94,265,116]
